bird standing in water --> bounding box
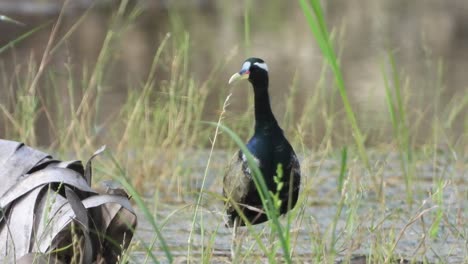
[223,58,301,255]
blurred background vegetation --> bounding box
[0,0,466,151]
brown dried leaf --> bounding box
[0,140,136,262]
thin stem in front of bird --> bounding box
[187,93,232,263]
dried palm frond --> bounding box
[0,139,137,263]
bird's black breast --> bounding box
[224,128,300,226]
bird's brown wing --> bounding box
[222,151,253,225]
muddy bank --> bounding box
[130,150,466,263]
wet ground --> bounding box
[130,150,467,263]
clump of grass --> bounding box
[103,151,173,263]
[428,178,445,239]
[187,93,231,262]
[381,52,415,204]
[298,0,369,170]
[0,11,61,146]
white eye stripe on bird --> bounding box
[253,62,268,71]
[241,61,252,71]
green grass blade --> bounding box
[0,22,52,55]
[299,0,369,169]
[0,15,25,26]
[381,51,414,203]
[337,146,347,194]
[104,151,173,263]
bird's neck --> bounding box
[253,84,278,131]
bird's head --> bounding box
[229,57,269,89]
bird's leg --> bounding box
[231,217,239,261]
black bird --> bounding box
[223,58,301,228]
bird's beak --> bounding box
[228,71,250,84]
